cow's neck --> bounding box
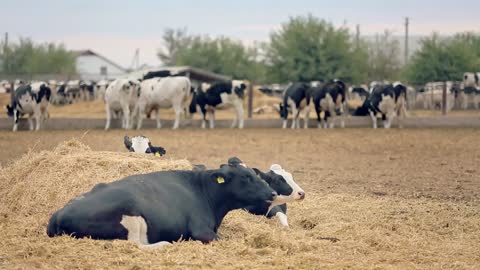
[195,171,238,230]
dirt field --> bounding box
[0,129,479,269]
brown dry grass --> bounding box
[0,135,479,269]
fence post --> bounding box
[247,82,253,119]
[442,82,447,115]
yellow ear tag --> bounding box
[154,152,160,157]
[217,176,225,184]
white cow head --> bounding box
[124,135,166,156]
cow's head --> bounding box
[232,80,247,99]
[124,135,166,156]
[215,160,278,207]
[278,102,288,119]
[226,157,305,204]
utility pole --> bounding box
[404,17,409,66]
[355,24,360,49]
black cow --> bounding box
[6,82,51,132]
[311,79,347,129]
[189,80,247,129]
[47,159,279,248]
[354,82,407,128]
[279,82,311,129]
[124,135,166,156]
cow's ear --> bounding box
[212,172,228,185]
[253,168,270,183]
[124,136,133,152]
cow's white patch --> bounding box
[276,212,289,227]
[120,215,172,249]
[120,215,149,245]
[131,136,151,153]
[393,81,403,88]
[270,164,304,203]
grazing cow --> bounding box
[104,79,141,130]
[6,82,51,132]
[311,79,347,128]
[189,80,247,129]
[349,86,369,102]
[279,82,311,129]
[79,80,95,101]
[135,76,191,130]
[225,157,305,227]
[47,159,281,247]
[123,135,166,156]
[65,80,81,102]
[354,82,407,128]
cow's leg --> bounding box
[207,110,215,129]
[201,112,207,129]
[233,102,244,129]
[156,109,162,129]
[303,106,310,129]
[275,212,289,227]
[28,115,34,131]
[369,110,377,129]
[136,106,145,130]
[12,109,19,132]
[122,105,131,130]
[282,119,287,129]
[105,104,112,130]
[340,104,346,128]
[315,107,322,129]
[189,224,219,244]
[173,106,181,130]
[291,105,298,129]
[34,107,42,131]
[328,111,335,129]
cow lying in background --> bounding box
[189,80,247,129]
[135,76,191,130]
[311,79,347,128]
[6,82,51,132]
[123,135,166,156]
[223,157,305,227]
[104,79,141,130]
[47,158,281,247]
[279,82,311,129]
[354,82,407,128]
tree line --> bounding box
[158,15,480,86]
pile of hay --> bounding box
[0,140,479,269]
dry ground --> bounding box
[0,129,479,269]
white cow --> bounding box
[135,76,191,130]
[104,79,141,130]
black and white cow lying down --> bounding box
[189,80,247,129]
[228,157,305,227]
[354,82,407,128]
[311,79,347,129]
[279,82,311,129]
[6,82,51,132]
[47,159,284,247]
[124,135,166,156]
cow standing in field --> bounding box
[354,82,407,128]
[47,158,282,247]
[279,82,311,129]
[462,73,480,109]
[189,80,247,129]
[135,76,191,130]
[104,79,141,130]
[79,80,95,101]
[311,79,347,129]
[6,82,51,132]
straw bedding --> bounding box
[0,139,479,269]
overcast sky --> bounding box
[3,0,480,67]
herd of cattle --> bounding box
[2,71,480,131]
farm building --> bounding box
[73,50,128,81]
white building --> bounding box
[72,50,127,81]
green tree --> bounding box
[265,15,367,84]
[1,38,75,75]
[159,30,267,82]
[405,33,479,85]
[366,31,403,82]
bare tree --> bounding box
[157,28,192,66]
